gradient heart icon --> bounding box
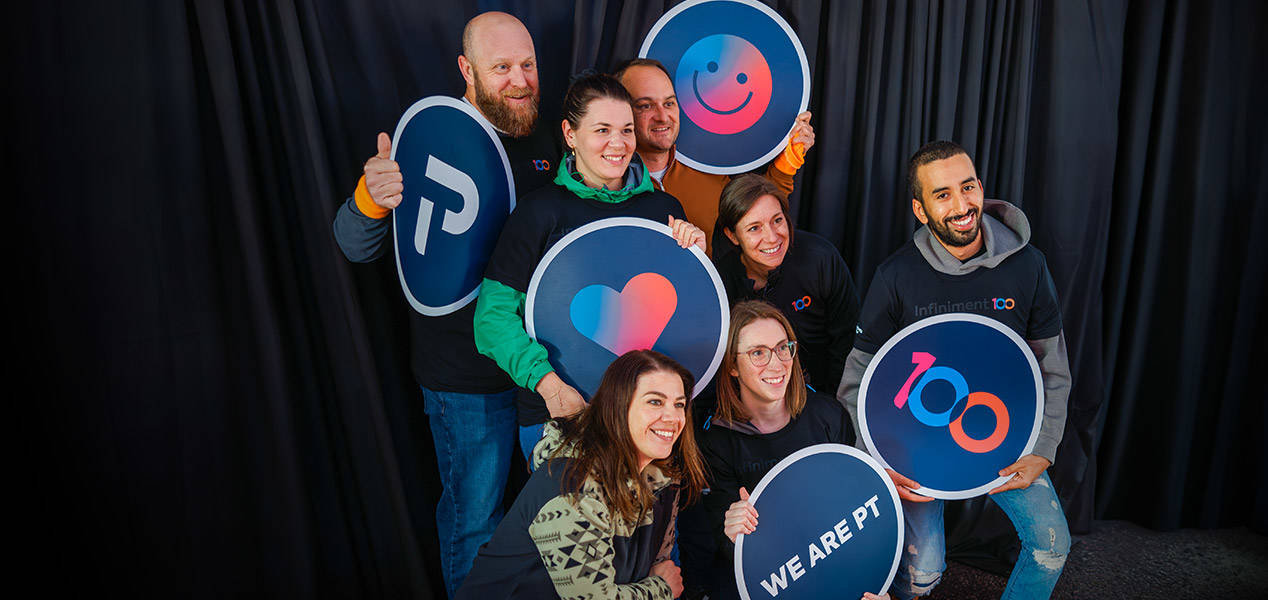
[569,272,678,357]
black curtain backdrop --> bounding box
[12,0,1265,596]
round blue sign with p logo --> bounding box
[392,96,514,315]
[639,0,810,175]
[859,313,1044,499]
[735,444,902,600]
[525,217,728,398]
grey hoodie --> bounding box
[836,199,1071,465]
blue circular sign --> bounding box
[392,96,514,315]
[525,217,728,398]
[858,313,1044,499]
[735,444,902,600]
[639,0,810,175]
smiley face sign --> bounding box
[676,34,773,134]
[641,0,810,174]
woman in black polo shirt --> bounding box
[713,174,860,393]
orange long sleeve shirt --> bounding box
[653,144,801,256]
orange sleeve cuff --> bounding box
[354,175,391,219]
[773,140,806,175]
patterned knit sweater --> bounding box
[456,421,680,599]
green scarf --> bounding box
[553,152,654,203]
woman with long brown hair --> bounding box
[690,300,887,600]
[457,350,707,600]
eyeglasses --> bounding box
[737,340,797,367]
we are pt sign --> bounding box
[525,217,728,398]
[735,444,902,600]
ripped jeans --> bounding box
[892,472,1069,600]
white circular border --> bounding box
[734,443,904,600]
[638,0,811,175]
[390,95,516,316]
[857,313,1044,500]
[524,217,729,399]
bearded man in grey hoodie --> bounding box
[837,140,1072,599]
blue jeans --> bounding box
[892,472,1070,600]
[518,423,545,467]
[422,387,517,598]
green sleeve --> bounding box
[473,278,556,391]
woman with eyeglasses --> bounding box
[689,300,887,600]
[713,173,860,394]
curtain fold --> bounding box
[1099,0,1267,532]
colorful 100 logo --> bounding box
[894,351,1009,453]
[857,313,1043,499]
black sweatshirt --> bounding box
[715,231,861,393]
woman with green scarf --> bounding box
[474,72,705,461]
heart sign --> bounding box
[570,273,678,357]
[526,217,728,398]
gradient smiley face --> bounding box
[675,34,773,135]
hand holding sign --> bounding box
[535,371,587,418]
[725,487,760,542]
[668,215,706,250]
[989,454,1051,495]
[365,132,403,210]
[788,111,814,153]
[885,468,933,503]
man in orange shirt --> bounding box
[614,58,815,256]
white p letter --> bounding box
[415,155,479,255]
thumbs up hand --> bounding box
[364,132,404,210]
[724,487,760,543]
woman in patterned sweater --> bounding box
[457,350,707,599]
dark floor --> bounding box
[926,520,1268,599]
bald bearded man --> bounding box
[332,12,559,597]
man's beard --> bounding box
[474,76,538,137]
[926,206,981,247]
